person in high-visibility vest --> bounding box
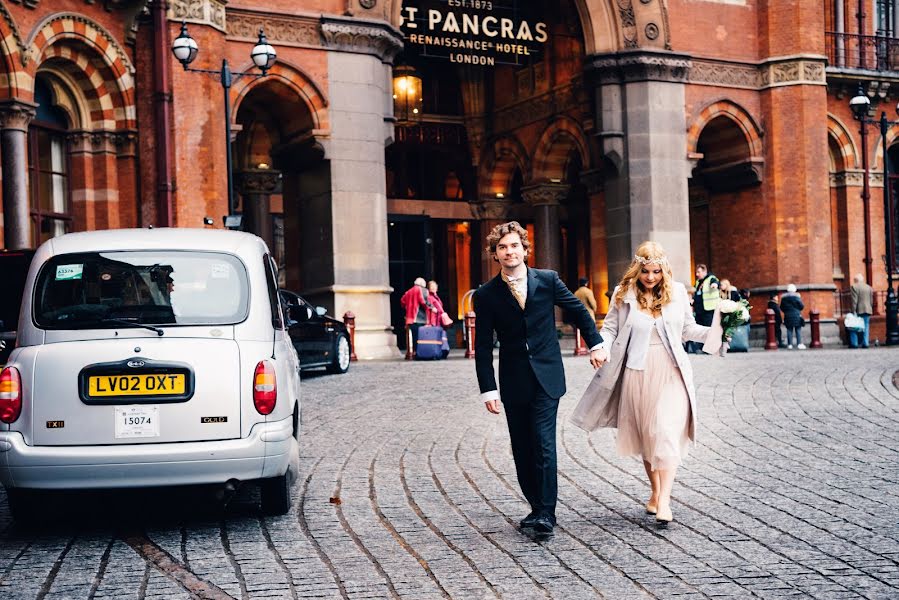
[692,264,719,328]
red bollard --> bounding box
[810,310,822,349]
[765,308,778,350]
[465,312,476,359]
[573,326,589,356]
[342,312,358,362]
[405,324,414,361]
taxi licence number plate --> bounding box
[88,373,185,397]
[115,405,159,439]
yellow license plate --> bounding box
[88,374,186,397]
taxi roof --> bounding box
[42,228,265,257]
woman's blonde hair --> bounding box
[613,241,674,312]
[719,278,731,299]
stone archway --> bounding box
[233,66,325,292]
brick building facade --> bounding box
[0,0,895,356]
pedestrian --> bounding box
[574,277,598,321]
[719,279,741,302]
[426,280,452,327]
[780,283,805,349]
[849,274,873,348]
[767,292,785,348]
[427,280,452,359]
[400,277,435,348]
[693,264,720,327]
[570,241,724,526]
[690,264,719,354]
[473,221,603,536]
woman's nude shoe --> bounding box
[645,502,657,515]
[655,506,673,526]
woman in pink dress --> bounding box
[570,241,723,525]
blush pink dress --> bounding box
[616,310,691,470]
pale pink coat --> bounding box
[570,281,723,441]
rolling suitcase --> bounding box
[416,325,444,360]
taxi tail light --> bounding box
[0,367,22,424]
[253,361,276,415]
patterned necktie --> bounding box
[503,274,526,309]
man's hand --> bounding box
[589,348,609,370]
[484,399,501,414]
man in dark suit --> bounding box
[473,222,603,535]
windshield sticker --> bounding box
[55,264,84,281]
[210,264,231,279]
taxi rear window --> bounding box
[34,251,250,329]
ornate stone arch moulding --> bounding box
[24,12,135,74]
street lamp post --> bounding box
[850,85,899,345]
[171,22,276,224]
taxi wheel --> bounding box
[260,473,292,516]
[327,334,351,374]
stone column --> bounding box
[319,17,403,359]
[522,182,569,274]
[0,100,36,249]
[581,168,610,313]
[239,168,281,250]
[589,51,693,283]
[469,197,510,282]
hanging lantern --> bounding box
[392,65,423,125]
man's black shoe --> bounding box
[533,516,554,534]
[519,512,539,528]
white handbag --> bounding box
[844,312,865,331]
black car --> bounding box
[0,249,35,365]
[279,289,351,374]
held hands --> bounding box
[589,347,609,370]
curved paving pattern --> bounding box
[0,348,898,599]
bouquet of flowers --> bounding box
[718,298,751,341]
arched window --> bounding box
[29,77,71,244]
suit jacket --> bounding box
[474,268,602,401]
[851,283,873,315]
[569,282,723,441]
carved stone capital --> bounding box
[469,199,509,221]
[320,16,403,63]
[521,182,570,207]
[0,100,37,131]
[830,169,865,188]
[114,130,139,157]
[760,55,827,89]
[589,50,691,84]
[239,169,282,195]
[169,0,226,33]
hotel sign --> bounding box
[400,1,548,66]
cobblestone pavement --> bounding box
[1,348,898,599]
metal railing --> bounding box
[833,289,888,316]
[826,31,899,71]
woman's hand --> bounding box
[589,347,609,370]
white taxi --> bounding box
[0,228,303,518]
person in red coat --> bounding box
[400,277,434,347]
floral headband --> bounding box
[633,254,668,267]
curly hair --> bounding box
[613,241,674,313]
[485,221,531,259]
